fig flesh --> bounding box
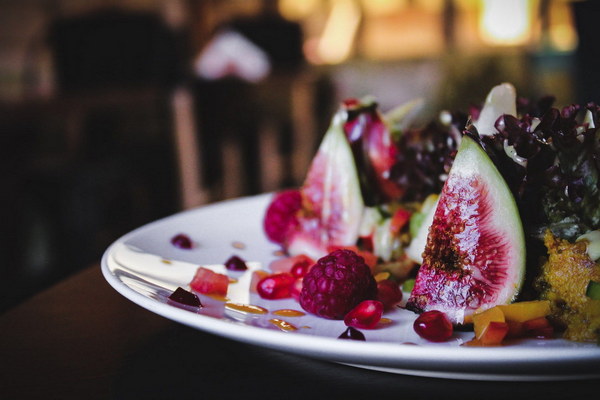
[406,136,526,324]
[286,109,365,260]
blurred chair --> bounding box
[190,2,325,200]
[1,8,184,311]
[171,86,209,209]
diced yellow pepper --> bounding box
[497,300,551,323]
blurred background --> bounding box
[0,0,597,312]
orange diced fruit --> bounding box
[473,306,505,339]
[479,321,510,346]
[463,338,482,347]
[250,270,270,293]
[497,300,551,323]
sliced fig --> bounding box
[286,110,365,260]
[406,135,526,324]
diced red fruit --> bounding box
[522,317,554,339]
[171,233,193,249]
[338,326,366,341]
[390,208,411,235]
[299,249,377,319]
[224,255,248,271]
[256,273,295,300]
[344,300,384,329]
[190,267,229,296]
[168,287,202,308]
[263,190,302,244]
[479,321,509,346]
[376,280,403,310]
[413,310,453,342]
[357,236,374,253]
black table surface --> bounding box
[1,264,599,399]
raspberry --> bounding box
[299,249,377,319]
[263,190,302,244]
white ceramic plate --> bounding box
[101,194,600,381]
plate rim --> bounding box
[101,194,600,381]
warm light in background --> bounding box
[479,0,534,46]
[278,0,578,64]
[278,0,320,20]
[315,0,361,64]
[361,0,409,16]
[548,0,578,52]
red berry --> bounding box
[263,190,302,244]
[225,255,247,271]
[413,310,453,342]
[376,280,403,309]
[171,233,193,249]
[344,300,383,329]
[257,273,295,300]
[299,249,377,319]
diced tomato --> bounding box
[506,320,524,338]
[190,267,229,296]
[522,317,554,339]
[390,208,411,235]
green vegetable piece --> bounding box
[586,280,600,300]
[402,278,416,292]
[409,212,425,239]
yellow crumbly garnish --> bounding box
[534,230,600,342]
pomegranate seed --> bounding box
[290,278,303,301]
[413,310,453,342]
[171,233,193,249]
[225,255,248,271]
[344,300,384,330]
[338,326,366,341]
[376,280,403,309]
[257,273,295,300]
[290,259,312,278]
[168,287,202,308]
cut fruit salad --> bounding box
[259,83,600,345]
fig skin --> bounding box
[406,136,526,324]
